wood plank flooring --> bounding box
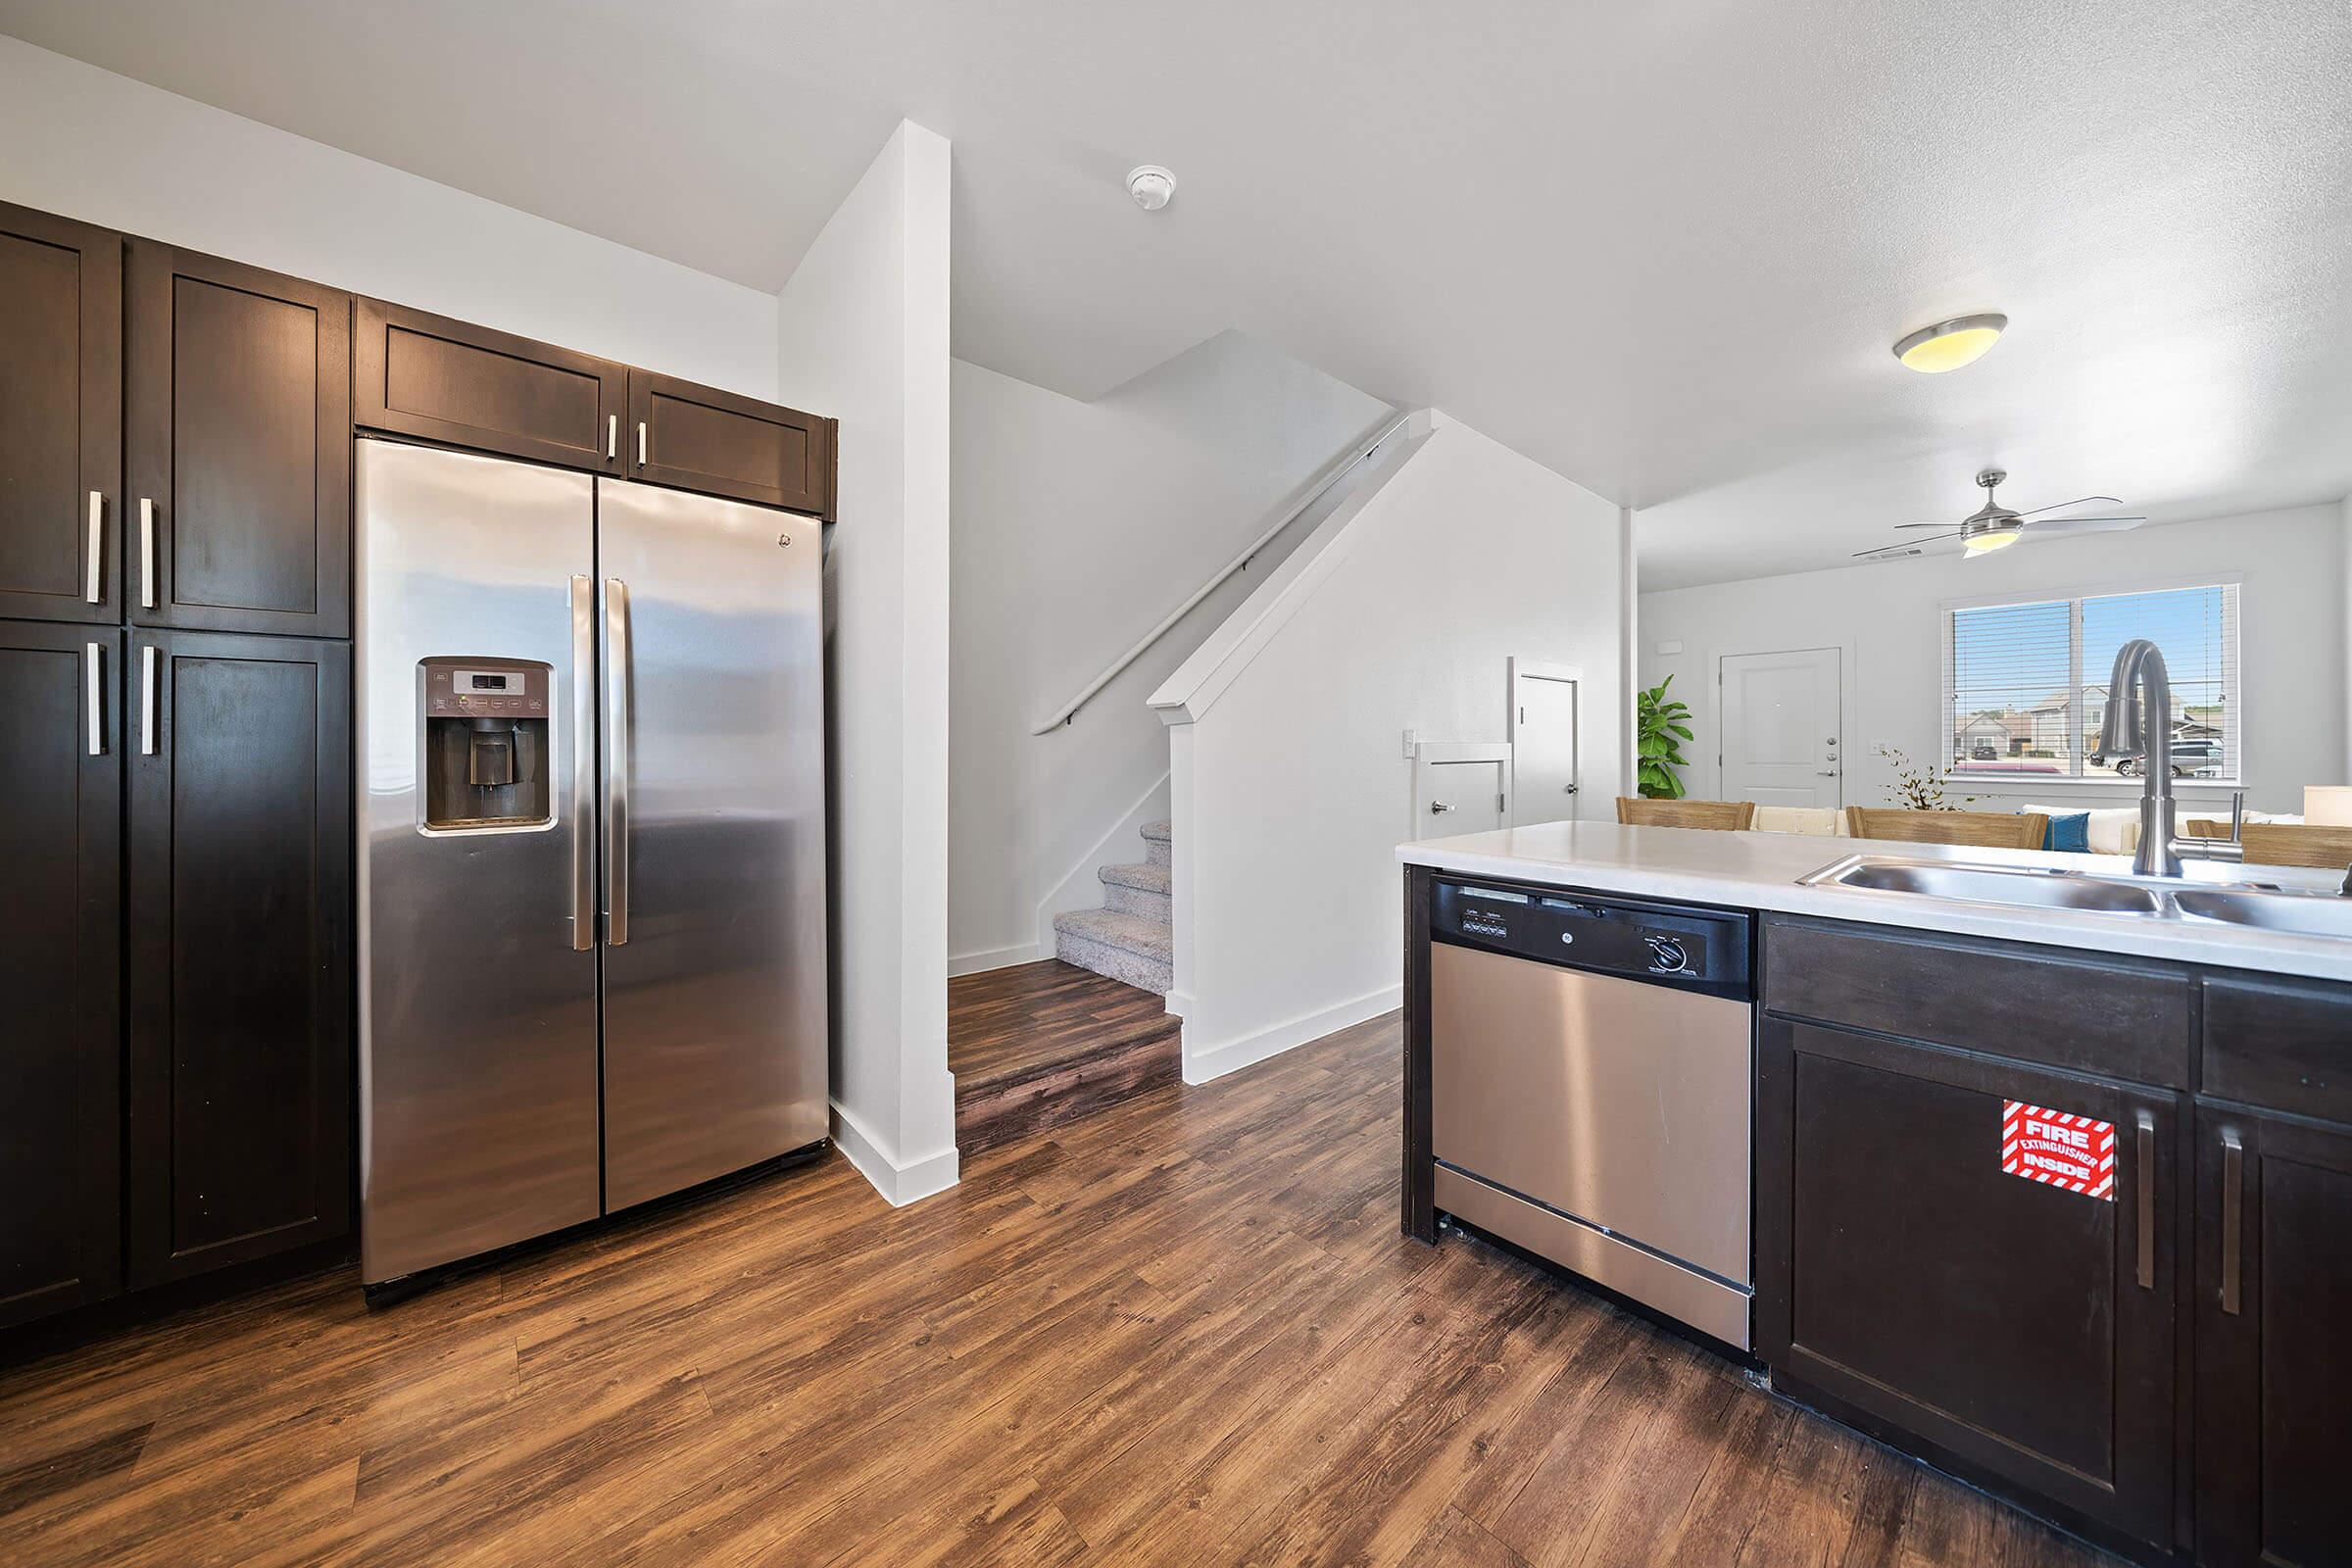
[0,1007,2114,1567]
[949,960,1182,1150]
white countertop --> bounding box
[1397,820,2352,983]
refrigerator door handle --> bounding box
[570,574,596,951]
[604,577,631,946]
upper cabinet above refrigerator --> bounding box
[628,369,834,516]
[355,298,629,476]
[0,201,122,626]
[126,241,352,638]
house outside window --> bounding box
[1942,581,2239,784]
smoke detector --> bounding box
[1126,165,1176,212]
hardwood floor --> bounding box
[949,960,1182,1150]
[0,1009,2112,1567]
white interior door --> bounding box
[1719,648,1841,808]
[1509,659,1580,826]
[1413,742,1510,839]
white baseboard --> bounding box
[829,1099,960,1206]
[1180,983,1402,1086]
[1163,987,1193,1019]
[948,942,1040,978]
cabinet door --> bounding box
[1757,1017,2179,1550]
[0,202,121,625]
[628,368,833,515]
[126,630,352,1286]
[0,623,122,1328]
[355,298,626,474]
[2194,1106,2352,1568]
[125,242,352,638]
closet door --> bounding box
[126,629,352,1286]
[0,623,122,1327]
[126,241,352,638]
[0,201,122,625]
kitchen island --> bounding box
[1397,821,2352,1568]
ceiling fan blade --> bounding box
[2020,514,2146,536]
[2015,494,2123,518]
[1892,521,1958,529]
[1854,532,1963,561]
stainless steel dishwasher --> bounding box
[1429,878,1755,1348]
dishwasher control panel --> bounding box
[1431,878,1752,1000]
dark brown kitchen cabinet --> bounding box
[0,202,122,626]
[0,623,122,1329]
[2192,1107,2352,1568]
[126,242,352,638]
[355,297,627,475]
[628,368,834,515]
[1757,1014,2180,1552]
[126,629,352,1288]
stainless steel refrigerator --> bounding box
[356,437,826,1287]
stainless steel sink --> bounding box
[1802,854,2352,939]
[1819,859,2169,915]
[2175,888,2352,939]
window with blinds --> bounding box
[1942,582,2239,783]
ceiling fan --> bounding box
[1854,469,2146,563]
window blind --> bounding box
[1942,582,2239,783]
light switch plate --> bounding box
[1401,728,1418,760]
[1656,639,1685,655]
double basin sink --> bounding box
[1802,855,2352,940]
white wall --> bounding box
[774,122,958,1205]
[1638,504,2348,816]
[1159,414,1626,1082]
[0,35,777,398]
[948,334,1393,973]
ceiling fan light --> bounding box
[1964,527,2023,557]
[1894,314,2008,373]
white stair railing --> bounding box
[1028,410,1412,735]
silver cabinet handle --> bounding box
[2134,1111,2156,1291]
[84,643,104,756]
[84,492,104,603]
[607,414,617,462]
[569,575,597,952]
[139,643,157,756]
[2220,1127,2243,1315]
[604,578,631,946]
[636,420,648,466]
[139,498,156,609]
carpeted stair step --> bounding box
[1141,818,1172,868]
[1098,860,1171,920]
[1052,907,1173,996]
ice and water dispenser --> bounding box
[419,659,553,830]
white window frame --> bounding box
[1938,572,2243,792]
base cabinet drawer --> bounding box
[1758,1016,2180,1552]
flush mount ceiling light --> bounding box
[1892,313,2008,373]
[1126,165,1176,212]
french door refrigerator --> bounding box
[356,437,826,1287]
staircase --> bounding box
[1052,820,1173,995]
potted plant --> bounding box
[1637,675,1693,800]
[1876,744,1977,810]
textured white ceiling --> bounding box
[5,0,2347,587]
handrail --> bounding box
[1030,410,1412,734]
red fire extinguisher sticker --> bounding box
[2001,1101,2116,1200]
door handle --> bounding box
[85,642,104,756]
[1562,783,1579,794]
[139,498,156,610]
[1430,801,1453,813]
[604,578,631,946]
[2220,1128,2243,1315]
[1816,768,1838,776]
[2134,1111,2156,1291]
[569,575,596,952]
[139,643,157,756]
[607,414,617,462]
[84,492,103,603]
[636,420,648,466]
